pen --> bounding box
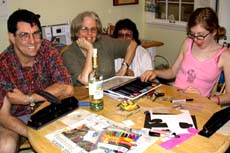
[149,131,180,138]
[150,129,171,134]
[170,98,193,103]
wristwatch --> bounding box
[28,94,35,107]
[122,61,129,68]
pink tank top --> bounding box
[174,39,226,96]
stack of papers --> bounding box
[46,109,158,153]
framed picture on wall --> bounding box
[113,0,139,6]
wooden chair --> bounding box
[211,77,225,96]
[219,83,226,94]
[60,45,70,55]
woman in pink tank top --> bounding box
[141,7,230,105]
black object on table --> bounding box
[199,106,230,137]
[28,96,79,129]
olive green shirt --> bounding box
[62,37,130,86]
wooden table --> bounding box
[28,85,230,153]
[141,40,164,49]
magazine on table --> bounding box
[46,109,158,153]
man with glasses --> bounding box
[62,11,137,86]
[113,18,153,77]
[0,9,74,152]
[141,7,230,105]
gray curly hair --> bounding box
[70,11,103,41]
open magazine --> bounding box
[46,109,158,153]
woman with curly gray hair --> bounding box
[62,11,137,86]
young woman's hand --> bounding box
[184,86,201,95]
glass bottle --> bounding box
[88,48,104,111]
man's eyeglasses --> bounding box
[80,27,97,34]
[15,31,41,41]
[118,32,133,39]
[187,32,210,40]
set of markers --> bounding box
[96,129,141,152]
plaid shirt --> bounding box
[0,39,72,116]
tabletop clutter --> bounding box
[28,76,230,153]
[43,107,198,152]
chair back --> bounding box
[211,72,225,96]
[60,45,70,55]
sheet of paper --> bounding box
[160,127,199,150]
[150,110,195,134]
[60,109,92,126]
[217,120,230,136]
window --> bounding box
[145,0,216,30]
[155,0,194,23]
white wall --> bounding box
[0,0,186,65]
[144,24,186,65]
[218,0,230,44]
[0,0,143,51]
